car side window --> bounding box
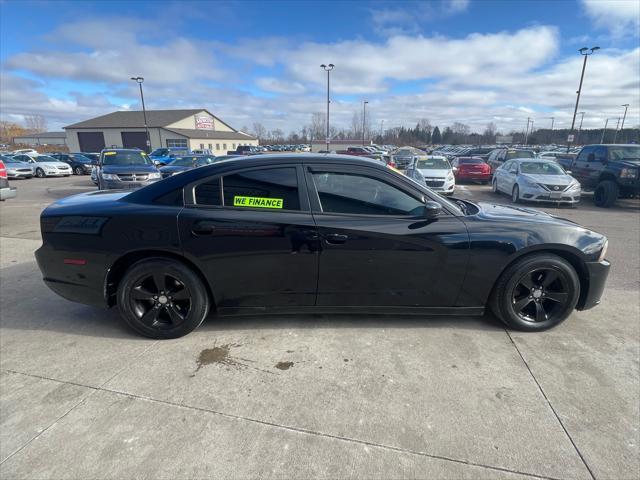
[502,161,512,171]
[593,147,607,162]
[194,178,222,206]
[312,171,424,216]
[577,147,592,162]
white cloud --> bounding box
[370,0,470,35]
[581,0,640,37]
[444,0,470,14]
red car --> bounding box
[451,156,491,184]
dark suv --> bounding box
[557,144,639,207]
[96,149,162,190]
[487,148,535,174]
[50,153,94,175]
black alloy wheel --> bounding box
[490,253,579,331]
[117,258,209,338]
[511,268,569,324]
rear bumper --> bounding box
[457,172,491,181]
[577,259,610,310]
[0,186,17,200]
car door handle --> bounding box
[192,221,216,236]
[325,233,348,244]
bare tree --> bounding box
[310,112,326,141]
[24,114,47,133]
[252,122,267,141]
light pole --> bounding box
[525,118,534,145]
[567,46,600,152]
[612,117,622,144]
[320,64,334,151]
[546,116,554,144]
[618,104,630,143]
[130,76,151,152]
[575,111,585,144]
[362,100,368,145]
[600,118,616,143]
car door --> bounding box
[178,164,319,310]
[572,146,593,186]
[305,164,469,307]
[495,161,509,192]
[585,146,608,188]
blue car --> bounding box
[159,154,217,178]
[149,147,190,166]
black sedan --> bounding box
[159,154,217,178]
[35,154,610,339]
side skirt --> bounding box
[217,306,485,317]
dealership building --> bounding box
[63,109,258,153]
[13,131,68,146]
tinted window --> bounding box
[194,178,222,206]
[222,167,300,210]
[313,172,423,216]
[459,158,484,164]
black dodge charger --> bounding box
[35,154,610,339]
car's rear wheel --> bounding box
[35,168,45,178]
[117,258,210,339]
[593,180,618,208]
[490,253,580,331]
[512,185,520,203]
[74,166,83,175]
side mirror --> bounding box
[587,153,595,162]
[565,169,572,175]
[422,201,442,219]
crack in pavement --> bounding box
[3,367,565,480]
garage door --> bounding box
[77,132,105,153]
[121,132,149,152]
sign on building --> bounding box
[195,115,214,130]
[567,134,575,142]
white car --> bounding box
[12,154,72,178]
[11,148,39,156]
[492,158,581,205]
[405,155,455,195]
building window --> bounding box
[216,143,220,150]
[166,139,187,148]
[232,143,236,149]
[200,144,205,149]
[223,144,227,150]
[208,143,212,150]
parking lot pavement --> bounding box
[1,176,638,479]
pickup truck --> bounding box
[556,144,639,207]
[227,145,261,155]
[336,146,382,160]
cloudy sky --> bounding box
[1,0,639,135]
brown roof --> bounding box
[64,109,207,129]
[164,128,257,141]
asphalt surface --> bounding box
[0,175,638,479]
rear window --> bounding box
[459,158,484,164]
[194,167,300,210]
[506,150,534,160]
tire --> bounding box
[117,258,210,339]
[512,185,520,203]
[74,166,83,175]
[593,180,618,208]
[491,178,499,194]
[490,253,580,332]
[35,168,45,178]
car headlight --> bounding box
[598,239,608,262]
[620,168,638,179]
[101,173,118,180]
[568,181,581,190]
[447,172,454,180]
[521,178,539,188]
[148,172,161,179]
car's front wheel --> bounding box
[490,253,580,331]
[117,258,210,339]
[35,168,45,178]
[74,166,83,175]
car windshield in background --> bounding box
[395,149,416,156]
[416,157,450,169]
[520,162,565,175]
[35,156,57,162]
[608,146,640,161]
[459,158,484,164]
[71,154,92,163]
[102,151,152,166]
[150,148,169,156]
[169,156,197,166]
[506,150,535,160]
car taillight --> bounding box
[0,161,7,178]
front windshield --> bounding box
[415,157,450,169]
[608,146,639,161]
[395,149,416,156]
[520,162,565,175]
[102,150,152,166]
[71,154,91,163]
[35,156,57,162]
[506,150,534,159]
[169,156,196,166]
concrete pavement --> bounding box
[0,176,638,479]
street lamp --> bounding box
[617,104,630,143]
[320,64,334,151]
[362,100,369,145]
[600,117,619,143]
[130,76,151,152]
[575,111,585,145]
[567,46,599,152]
[524,117,534,145]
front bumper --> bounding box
[577,259,611,310]
[520,185,581,204]
[44,170,72,176]
[0,186,17,200]
[99,178,161,190]
[7,171,33,178]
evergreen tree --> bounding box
[431,126,441,144]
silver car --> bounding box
[13,154,72,178]
[492,158,581,205]
[0,155,34,179]
[405,155,455,195]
